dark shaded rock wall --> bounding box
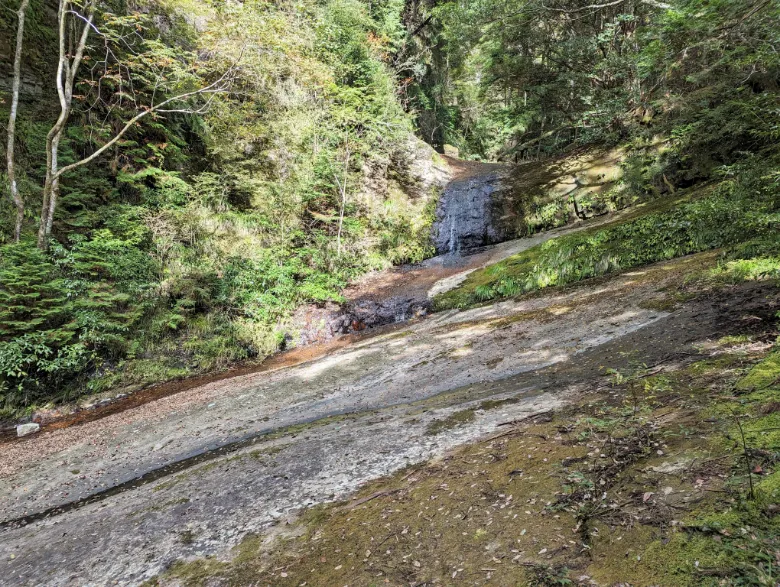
[432,170,509,254]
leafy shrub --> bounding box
[0,232,159,412]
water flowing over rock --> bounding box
[293,162,509,345]
[433,169,508,255]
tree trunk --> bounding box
[38,126,65,248]
[38,0,94,250]
[32,0,231,248]
[6,0,30,243]
[335,140,350,258]
[536,117,546,159]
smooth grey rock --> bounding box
[16,423,40,437]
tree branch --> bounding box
[54,77,233,180]
[410,15,434,38]
[542,0,670,13]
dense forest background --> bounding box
[1,0,778,417]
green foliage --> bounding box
[527,564,573,586]
[407,0,780,172]
[0,242,69,338]
[2,0,778,418]
[0,242,79,412]
[0,0,435,415]
[0,231,160,412]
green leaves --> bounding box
[0,231,157,411]
[0,242,69,338]
[408,0,780,169]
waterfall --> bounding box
[433,168,503,256]
[449,216,457,254]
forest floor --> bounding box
[0,163,778,586]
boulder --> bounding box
[17,422,40,437]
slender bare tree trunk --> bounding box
[536,116,545,159]
[38,1,68,249]
[6,0,31,243]
[335,138,350,257]
[38,0,95,249]
[32,0,233,249]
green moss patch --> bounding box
[425,408,477,435]
[736,351,780,392]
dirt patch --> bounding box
[442,155,505,181]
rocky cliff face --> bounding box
[287,148,570,346]
[432,168,508,254]
[290,157,520,345]
[357,136,449,218]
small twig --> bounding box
[496,410,553,427]
[376,533,396,547]
[730,407,755,500]
[692,453,733,465]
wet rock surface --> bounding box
[295,295,432,346]
[0,164,648,445]
[0,161,548,442]
[296,161,511,345]
[433,169,508,254]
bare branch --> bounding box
[36,4,241,248]
[542,0,670,13]
[54,76,234,180]
[66,8,101,35]
[39,0,98,247]
[65,3,96,92]
[156,91,222,114]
